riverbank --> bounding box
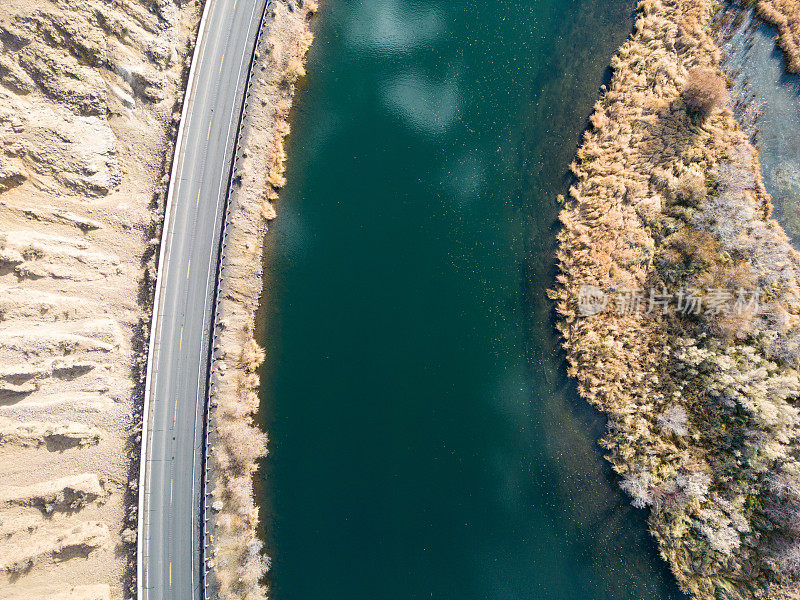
[717,3,800,247]
[259,0,691,597]
[751,0,800,73]
[553,0,800,598]
[205,2,316,599]
[0,1,200,598]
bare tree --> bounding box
[657,405,689,436]
[621,472,654,509]
[774,541,800,577]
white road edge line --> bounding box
[136,1,215,598]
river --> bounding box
[718,5,800,247]
[259,1,688,599]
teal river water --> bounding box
[720,6,800,246]
[259,1,689,599]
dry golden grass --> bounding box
[553,0,800,598]
[755,0,800,73]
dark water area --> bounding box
[260,1,688,599]
[720,6,800,245]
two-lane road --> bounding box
[138,1,268,598]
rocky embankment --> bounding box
[0,0,199,598]
[553,0,800,598]
[205,2,316,599]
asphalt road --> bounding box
[140,1,267,598]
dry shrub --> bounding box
[670,228,718,261]
[242,339,265,373]
[774,541,800,577]
[261,200,277,221]
[697,258,758,339]
[225,474,257,510]
[681,67,728,118]
[221,391,260,419]
[674,169,707,206]
[658,229,719,283]
[217,418,267,473]
[657,405,689,436]
[285,56,306,80]
[702,300,757,340]
[696,258,755,295]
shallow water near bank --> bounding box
[720,6,800,245]
[259,2,688,599]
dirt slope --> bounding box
[0,0,199,597]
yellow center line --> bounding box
[179,326,183,351]
[170,478,173,505]
[233,0,238,8]
[219,53,225,74]
[206,120,212,141]
[186,260,191,279]
[169,561,172,588]
[174,396,178,426]
[196,188,201,207]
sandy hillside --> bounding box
[0,0,199,598]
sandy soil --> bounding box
[205,2,316,599]
[0,1,199,598]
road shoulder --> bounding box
[203,2,317,598]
